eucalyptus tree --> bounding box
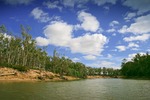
[121,53,150,78]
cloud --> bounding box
[61,0,76,7]
[93,0,117,6]
[107,20,119,33]
[61,0,89,8]
[43,1,62,11]
[128,42,139,48]
[116,46,126,52]
[118,25,128,33]
[126,14,150,34]
[35,37,49,46]
[124,12,136,21]
[147,49,150,52]
[119,14,150,34]
[131,48,139,51]
[83,55,97,60]
[109,20,119,27]
[99,61,116,68]
[87,60,118,68]
[46,0,116,9]
[116,42,140,52]
[31,7,50,23]
[123,34,150,42]
[112,33,116,36]
[103,6,109,10]
[123,0,150,15]
[127,42,139,50]
[107,54,112,58]
[43,21,73,47]
[106,28,116,33]
[70,33,107,56]
[4,0,33,5]
[78,11,100,32]
[36,21,108,56]
[127,52,146,61]
[72,57,80,62]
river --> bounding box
[0,79,150,100]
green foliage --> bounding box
[86,67,120,76]
[45,50,88,78]
[121,53,150,78]
[0,25,50,71]
[12,65,29,72]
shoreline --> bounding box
[0,67,122,82]
[87,75,122,79]
[0,67,80,82]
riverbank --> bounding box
[87,75,121,79]
[0,67,122,82]
[0,67,80,81]
[122,76,150,80]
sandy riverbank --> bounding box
[87,75,111,79]
[0,67,80,81]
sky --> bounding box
[0,0,150,69]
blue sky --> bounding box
[0,0,150,69]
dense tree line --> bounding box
[45,49,87,78]
[0,25,119,78]
[0,25,50,71]
[121,53,150,78]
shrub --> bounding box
[12,65,29,72]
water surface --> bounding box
[0,79,150,100]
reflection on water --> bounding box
[0,79,150,100]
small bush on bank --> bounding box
[0,63,28,72]
[12,65,29,72]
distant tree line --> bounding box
[0,25,120,78]
[121,53,150,78]
[87,67,120,76]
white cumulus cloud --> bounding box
[127,52,146,61]
[78,11,100,32]
[43,1,62,11]
[123,34,150,42]
[72,57,80,62]
[109,20,119,27]
[70,33,107,56]
[123,0,150,15]
[124,12,136,21]
[83,55,97,60]
[36,20,108,56]
[87,60,118,68]
[128,42,139,48]
[116,45,126,52]
[93,0,117,6]
[31,7,50,23]
[118,25,128,34]
[126,14,150,34]
[43,21,73,47]
[119,14,150,34]
[106,28,116,33]
[116,42,140,52]
[62,0,76,7]
[35,37,49,46]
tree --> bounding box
[0,25,50,71]
[102,67,107,75]
[121,53,150,78]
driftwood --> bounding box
[0,73,16,76]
